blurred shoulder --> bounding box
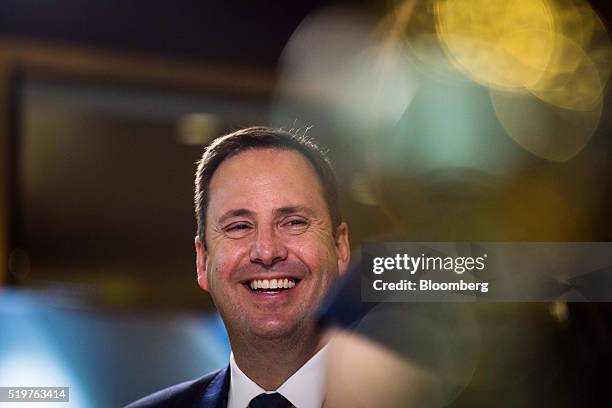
[124,368,226,408]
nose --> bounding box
[250,224,288,267]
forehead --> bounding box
[207,148,327,218]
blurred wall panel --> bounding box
[13,76,270,307]
[0,39,274,308]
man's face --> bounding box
[196,148,350,340]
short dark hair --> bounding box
[194,126,341,244]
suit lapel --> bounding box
[202,366,230,408]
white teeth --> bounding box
[248,278,296,290]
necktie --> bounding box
[249,392,293,408]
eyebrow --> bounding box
[217,209,256,225]
[216,206,316,225]
[274,206,316,218]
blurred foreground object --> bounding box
[410,0,611,161]
[273,1,612,243]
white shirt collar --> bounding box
[228,345,328,408]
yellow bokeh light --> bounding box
[433,0,611,108]
[387,0,461,80]
[528,34,603,111]
[490,88,602,162]
[427,0,611,161]
[435,0,556,89]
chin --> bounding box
[248,318,306,340]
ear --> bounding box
[195,236,210,292]
[334,222,350,276]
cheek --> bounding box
[290,235,338,276]
[208,243,248,284]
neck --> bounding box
[230,325,323,390]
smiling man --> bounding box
[126,127,350,408]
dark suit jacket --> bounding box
[124,366,230,408]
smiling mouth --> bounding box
[244,278,300,293]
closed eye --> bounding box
[224,222,253,238]
[281,217,309,233]
[226,223,251,231]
